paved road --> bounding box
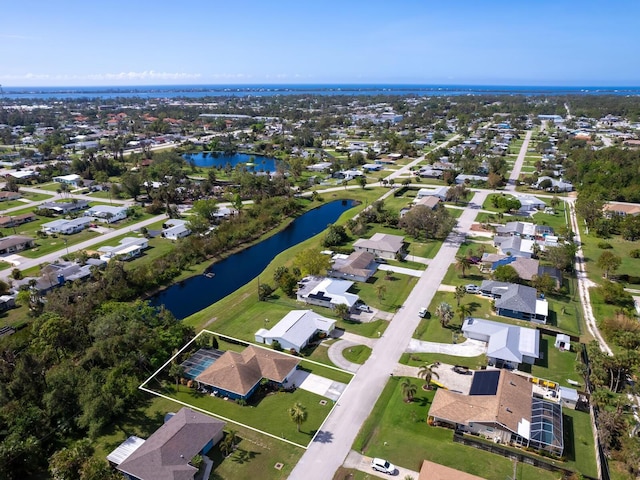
[288,190,488,480]
[506,130,532,192]
[0,213,167,279]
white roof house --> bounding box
[84,205,128,223]
[255,310,336,353]
[416,186,449,200]
[297,277,359,310]
[462,318,540,367]
[53,174,83,186]
[98,237,148,261]
[517,195,546,212]
[162,219,191,240]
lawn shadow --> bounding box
[561,413,576,462]
[535,337,549,369]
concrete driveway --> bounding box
[289,370,347,402]
[406,338,486,357]
[393,363,475,394]
[343,450,419,479]
[378,264,423,278]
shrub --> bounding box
[272,340,282,351]
[630,249,640,258]
[598,242,613,249]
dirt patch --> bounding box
[470,223,492,233]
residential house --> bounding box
[109,407,225,480]
[99,237,148,262]
[455,174,488,184]
[462,317,540,367]
[195,345,299,400]
[479,281,549,323]
[495,221,553,240]
[0,235,34,254]
[162,219,191,240]
[416,186,449,200]
[53,174,83,188]
[42,217,93,235]
[0,295,15,312]
[535,176,573,192]
[328,251,378,282]
[413,196,441,210]
[415,168,443,179]
[5,170,38,181]
[0,191,21,202]
[84,205,128,223]
[41,200,90,215]
[297,276,360,311]
[33,260,106,293]
[516,195,546,212]
[429,369,563,455]
[353,233,405,260]
[255,310,336,352]
[493,235,535,258]
[603,202,640,217]
[0,213,36,228]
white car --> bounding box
[371,457,396,475]
[465,284,480,294]
[356,304,372,312]
[418,307,428,318]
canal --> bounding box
[151,199,356,319]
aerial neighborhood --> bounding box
[0,88,639,480]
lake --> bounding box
[183,152,278,172]
[151,199,356,319]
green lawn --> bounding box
[153,382,334,447]
[562,408,598,477]
[525,335,584,388]
[20,230,101,258]
[353,377,560,480]
[342,345,371,364]
[0,191,54,210]
[350,271,417,313]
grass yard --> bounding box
[0,191,54,210]
[562,408,598,478]
[350,271,417,313]
[524,335,584,388]
[20,230,101,258]
[342,345,371,364]
[353,377,560,480]
[400,352,487,370]
[154,383,334,447]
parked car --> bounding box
[465,284,480,294]
[356,304,371,312]
[371,458,396,475]
[418,307,428,318]
[453,365,470,375]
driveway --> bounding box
[288,370,347,402]
[406,338,486,357]
[393,362,475,394]
[343,450,419,479]
[378,264,423,278]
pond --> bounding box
[151,199,356,319]
[183,152,278,172]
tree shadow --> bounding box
[535,338,549,368]
[311,429,334,443]
[231,448,260,464]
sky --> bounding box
[1,0,639,87]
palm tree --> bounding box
[375,284,387,300]
[455,256,472,278]
[456,304,472,323]
[168,362,184,391]
[454,285,466,306]
[418,363,440,390]
[220,430,237,457]
[334,303,350,320]
[288,402,308,432]
[435,302,454,328]
[401,378,417,402]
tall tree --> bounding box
[455,257,473,278]
[454,285,466,306]
[597,251,621,279]
[435,302,454,328]
[288,402,308,432]
[400,378,417,402]
[417,363,439,390]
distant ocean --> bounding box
[2,84,640,100]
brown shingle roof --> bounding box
[116,407,225,480]
[429,370,532,435]
[332,251,377,277]
[196,345,299,396]
[415,196,440,209]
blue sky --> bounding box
[1,0,639,86]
